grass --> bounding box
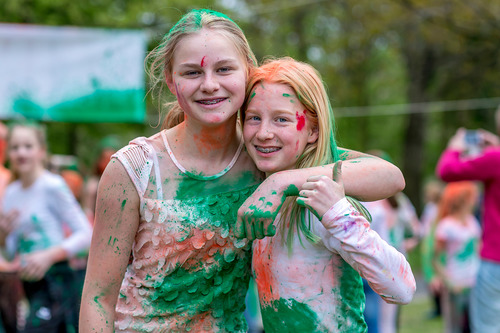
[399,294,443,333]
[399,246,443,333]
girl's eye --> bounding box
[183,70,200,76]
[277,117,289,123]
[218,67,231,73]
[245,115,260,122]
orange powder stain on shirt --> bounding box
[253,240,279,304]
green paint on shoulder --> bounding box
[121,199,127,210]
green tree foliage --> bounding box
[2,0,499,209]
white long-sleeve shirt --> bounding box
[4,170,91,259]
[252,198,416,332]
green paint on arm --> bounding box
[107,236,118,247]
[283,184,299,196]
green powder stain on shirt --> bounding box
[175,171,259,200]
[456,238,477,262]
[261,298,319,332]
[335,260,367,332]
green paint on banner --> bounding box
[12,89,145,123]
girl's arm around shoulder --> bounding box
[320,199,416,305]
[235,149,405,240]
[79,158,141,333]
[338,148,405,201]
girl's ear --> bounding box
[166,75,176,95]
[308,126,319,144]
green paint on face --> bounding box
[261,298,318,332]
[121,199,127,210]
[248,91,256,103]
[282,93,291,97]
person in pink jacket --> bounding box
[436,107,500,333]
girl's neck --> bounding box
[19,166,44,188]
[172,117,240,160]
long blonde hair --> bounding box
[242,57,340,249]
[146,9,257,129]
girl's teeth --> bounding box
[199,98,224,105]
[256,147,279,153]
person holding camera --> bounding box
[436,108,500,333]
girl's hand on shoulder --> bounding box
[296,161,345,220]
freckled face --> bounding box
[8,127,45,176]
[166,28,247,127]
[243,82,318,176]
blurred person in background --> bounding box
[0,121,23,333]
[433,181,480,333]
[0,122,92,333]
[362,150,420,333]
[436,106,500,333]
[420,179,445,320]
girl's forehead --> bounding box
[253,81,296,97]
[10,127,38,140]
[176,29,244,62]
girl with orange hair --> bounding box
[433,181,481,333]
[241,57,416,332]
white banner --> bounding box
[0,23,147,123]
